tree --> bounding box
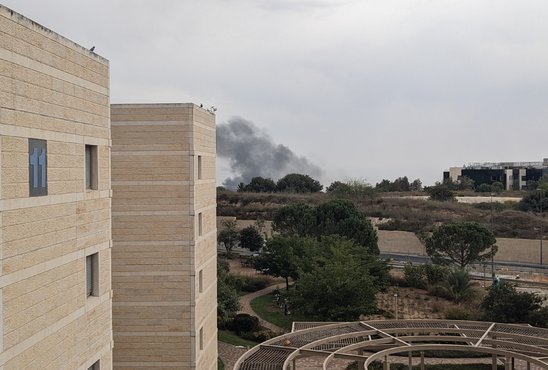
[435,269,477,303]
[254,236,310,290]
[326,181,349,193]
[239,225,264,252]
[272,200,379,254]
[218,220,240,256]
[457,176,475,191]
[481,281,546,325]
[272,203,316,237]
[410,178,423,192]
[425,183,455,202]
[238,176,277,193]
[276,173,323,193]
[476,183,493,193]
[375,177,412,192]
[217,260,241,326]
[491,181,504,193]
[426,222,497,268]
[518,189,548,213]
[315,200,379,254]
[339,178,376,198]
[288,237,388,321]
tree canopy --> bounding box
[518,189,548,213]
[253,236,313,290]
[481,281,548,326]
[272,200,379,254]
[327,178,377,198]
[217,260,241,325]
[375,176,421,192]
[425,183,455,202]
[288,236,389,321]
[239,225,264,252]
[276,173,323,193]
[218,220,240,256]
[237,176,277,193]
[426,222,497,268]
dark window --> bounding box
[88,360,100,370]
[86,253,99,297]
[85,145,98,190]
[199,269,203,293]
[198,155,203,180]
[29,139,47,197]
[198,213,203,236]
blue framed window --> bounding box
[28,139,47,197]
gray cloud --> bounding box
[217,118,323,189]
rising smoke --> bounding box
[217,117,323,189]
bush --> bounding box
[444,306,471,320]
[233,314,260,334]
[428,284,453,301]
[240,276,270,293]
[424,264,448,285]
[403,264,427,289]
[251,329,278,342]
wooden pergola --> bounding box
[233,319,548,370]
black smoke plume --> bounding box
[217,117,323,189]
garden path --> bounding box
[238,284,286,334]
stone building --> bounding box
[111,104,217,370]
[443,158,548,190]
[0,5,112,370]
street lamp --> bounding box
[490,192,495,279]
[394,293,398,320]
[539,189,544,265]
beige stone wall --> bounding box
[0,5,112,370]
[111,104,217,370]
[378,230,546,265]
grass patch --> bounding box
[218,358,224,370]
[250,293,308,331]
[218,329,258,348]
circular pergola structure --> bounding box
[233,320,548,370]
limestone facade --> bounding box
[111,104,217,370]
[0,5,112,370]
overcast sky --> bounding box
[5,0,548,186]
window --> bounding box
[88,360,100,370]
[198,212,203,236]
[199,269,203,293]
[197,155,202,180]
[199,327,204,351]
[29,139,47,196]
[86,253,99,297]
[85,145,98,190]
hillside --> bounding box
[217,190,547,240]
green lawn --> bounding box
[218,329,258,348]
[250,293,308,331]
[218,358,224,370]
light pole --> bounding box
[540,189,544,265]
[490,192,495,279]
[394,293,398,320]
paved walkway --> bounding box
[238,284,286,334]
[218,284,286,370]
[218,341,247,370]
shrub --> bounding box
[240,276,270,293]
[444,306,471,320]
[424,264,448,285]
[403,264,427,289]
[233,314,260,334]
[252,329,277,342]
